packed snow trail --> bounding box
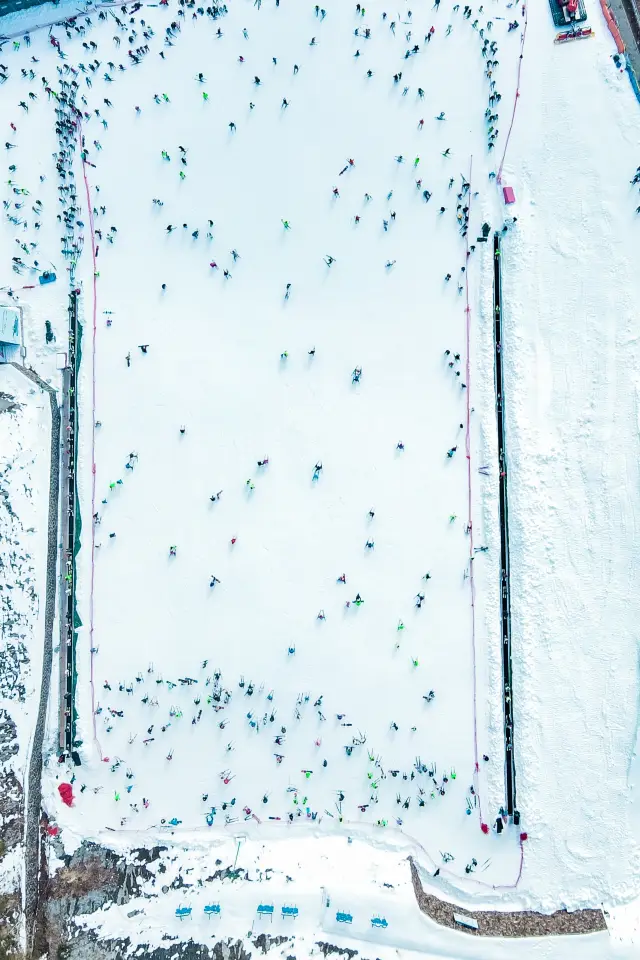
[496,0,528,185]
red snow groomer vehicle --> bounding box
[549,0,587,26]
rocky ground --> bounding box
[0,382,37,960]
[35,837,361,960]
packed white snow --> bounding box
[61,0,516,895]
[70,835,639,960]
[0,0,639,950]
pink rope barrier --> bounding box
[496,3,528,185]
[463,156,485,832]
[78,124,102,760]
[431,833,525,891]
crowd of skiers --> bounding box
[1,0,522,879]
[67,656,506,867]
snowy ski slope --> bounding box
[0,0,639,943]
[66,0,514,890]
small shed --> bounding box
[0,306,21,363]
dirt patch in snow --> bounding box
[0,892,22,960]
[410,857,606,937]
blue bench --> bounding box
[257,904,274,917]
[282,906,299,918]
[175,907,192,920]
[204,904,221,917]
[336,911,353,924]
[371,916,388,929]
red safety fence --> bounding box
[600,0,626,51]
